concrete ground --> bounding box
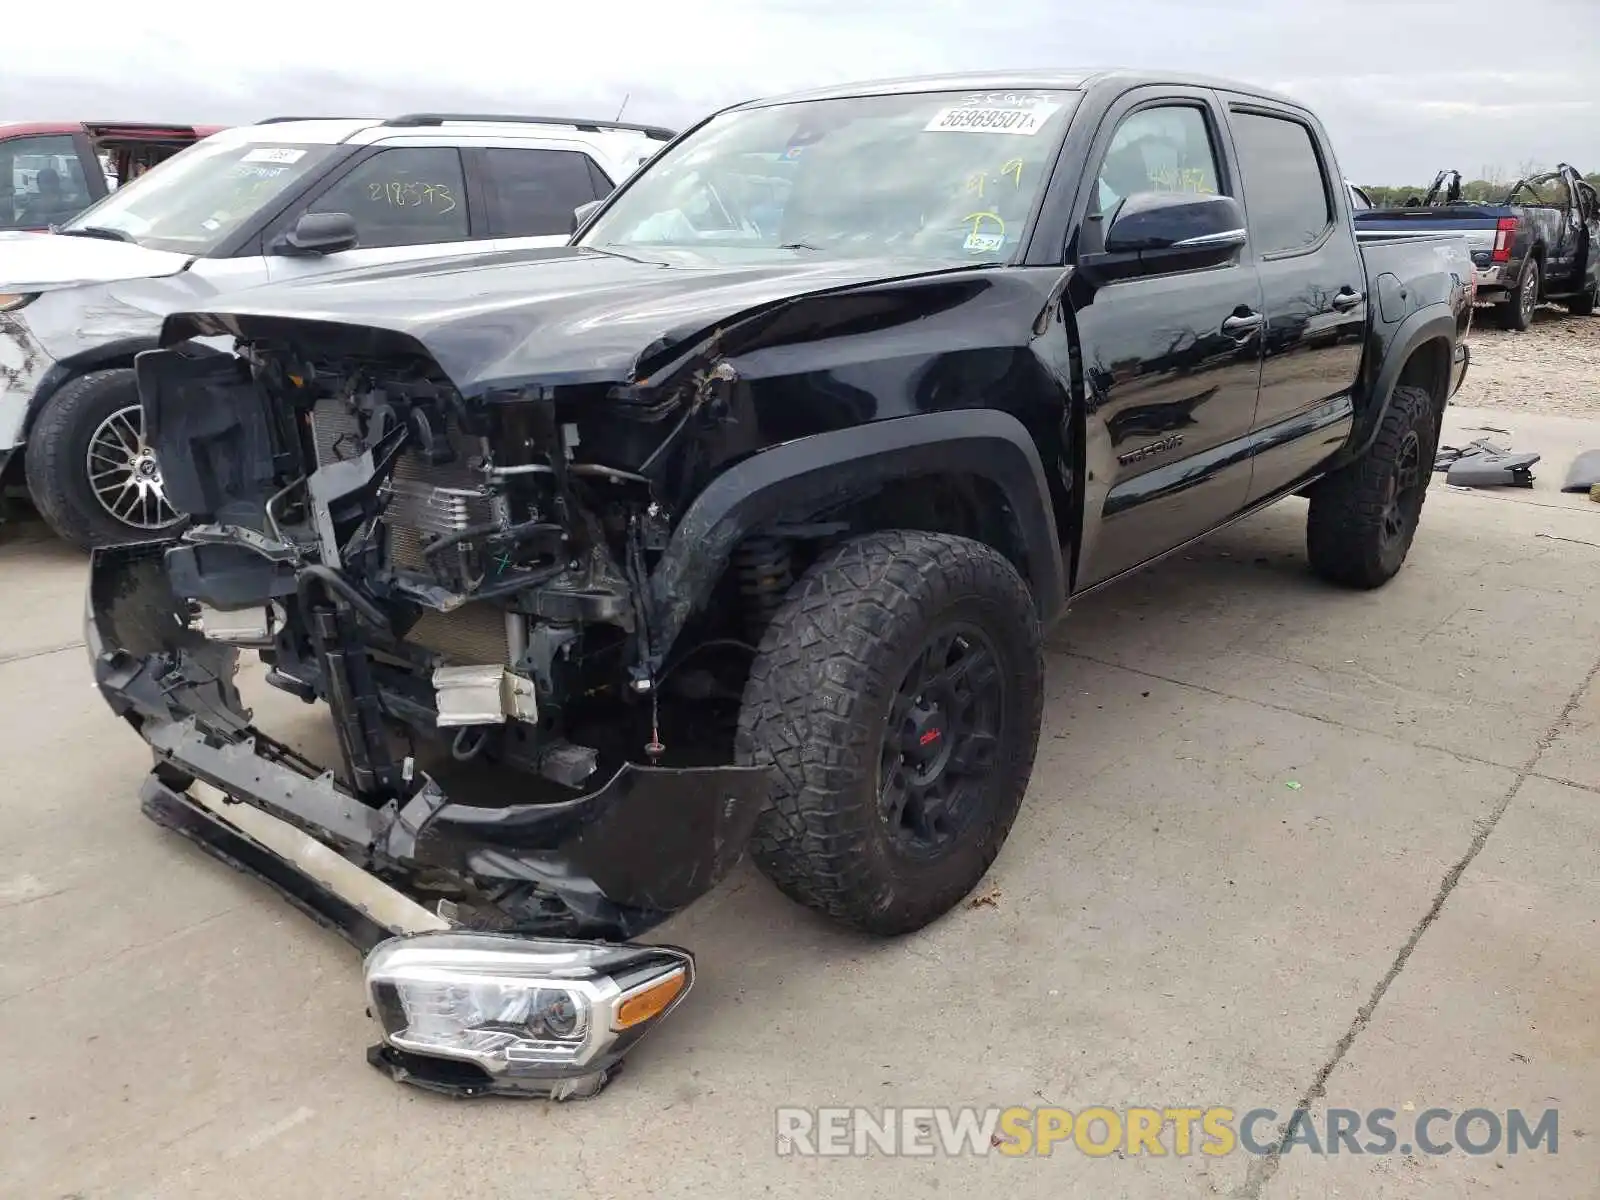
[2,404,1597,1199]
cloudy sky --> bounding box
[6,0,1596,185]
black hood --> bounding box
[163,245,989,393]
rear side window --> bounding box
[1231,112,1332,255]
[483,148,611,237]
[306,146,470,249]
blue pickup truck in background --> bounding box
[1354,164,1600,331]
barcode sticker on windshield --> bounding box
[924,104,1061,135]
[242,147,306,164]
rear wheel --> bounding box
[1497,259,1540,331]
[1306,384,1438,590]
[737,530,1044,935]
[24,369,184,551]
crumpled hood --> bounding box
[0,230,193,291]
[162,245,983,392]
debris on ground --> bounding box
[1436,437,1539,488]
[1560,449,1600,494]
[967,887,1002,909]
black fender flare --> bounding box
[1343,306,1458,463]
[644,408,1068,669]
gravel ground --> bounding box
[1455,304,1600,418]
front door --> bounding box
[263,144,486,282]
[1070,91,1265,588]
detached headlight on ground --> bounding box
[363,932,693,1099]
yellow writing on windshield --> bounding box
[964,211,1006,237]
[961,160,1028,202]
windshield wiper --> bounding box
[57,226,134,243]
[778,242,824,252]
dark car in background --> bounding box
[1354,164,1600,329]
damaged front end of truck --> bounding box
[86,305,777,1101]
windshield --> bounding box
[579,89,1080,263]
[61,138,339,254]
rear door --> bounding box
[1221,98,1365,503]
[471,144,616,251]
[1068,87,1266,587]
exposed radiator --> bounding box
[404,606,512,666]
[309,399,495,571]
[309,399,510,666]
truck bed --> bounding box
[1357,230,1475,393]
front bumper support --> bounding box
[140,774,436,952]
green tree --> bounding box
[1359,167,1600,210]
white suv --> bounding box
[0,112,674,547]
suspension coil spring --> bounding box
[734,536,793,643]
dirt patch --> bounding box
[1455,306,1600,418]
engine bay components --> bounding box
[432,664,540,728]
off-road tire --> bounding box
[1561,282,1597,317]
[1497,258,1540,331]
[1306,384,1438,590]
[24,369,182,551]
[737,530,1044,936]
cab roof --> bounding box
[740,68,1302,110]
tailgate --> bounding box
[1354,210,1498,259]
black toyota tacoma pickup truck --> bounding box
[88,70,1473,1100]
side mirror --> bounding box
[1083,192,1246,282]
[1106,191,1247,255]
[571,199,605,235]
[273,211,359,256]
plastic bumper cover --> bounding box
[0,310,53,454]
[87,540,770,1097]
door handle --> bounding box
[1332,289,1365,311]
[1221,312,1264,336]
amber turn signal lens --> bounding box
[614,967,687,1029]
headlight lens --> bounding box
[364,932,693,1099]
[0,293,38,312]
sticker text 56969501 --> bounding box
[924,104,1062,136]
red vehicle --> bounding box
[1,121,226,231]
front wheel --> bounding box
[737,530,1045,936]
[23,369,184,551]
[1497,259,1540,331]
[1306,384,1438,590]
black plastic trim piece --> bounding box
[645,409,1069,667]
